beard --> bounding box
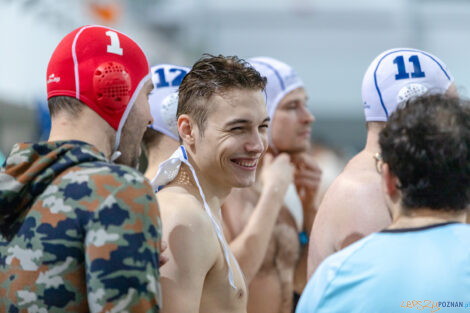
[115,124,142,169]
[115,108,143,169]
[114,148,140,169]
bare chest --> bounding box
[201,246,248,313]
[261,209,301,271]
[224,188,301,271]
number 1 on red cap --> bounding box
[106,31,123,56]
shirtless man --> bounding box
[154,55,269,313]
[307,48,458,277]
[142,63,189,180]
[223,57,321,313]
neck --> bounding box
[171,161,230,216]
[48,108,115,159]
[388,207,467,230]
[144,136,180,181]
[363,122,385,154]
[188,154,231,215]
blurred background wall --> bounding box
[1,0,469,160]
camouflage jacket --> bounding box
[0,141,161,312]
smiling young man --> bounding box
[153,55,269,313]
[222,57,322,313]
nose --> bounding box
[300,105,315,124]
[246,130,266,154]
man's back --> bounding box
[308,150,392,276]
[298,223,470,312]
[0,141,161,312]
[157,171,248,313]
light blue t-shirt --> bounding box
[297,223,470,313]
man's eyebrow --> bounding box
[224,119,251,127]
[224,117,270,127]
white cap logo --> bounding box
[47,74,61,84]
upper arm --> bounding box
[308,173,391,277]
[307,176,363,277]
[157,192,217,313]
[85,171,161,312]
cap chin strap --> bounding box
[110,73,151,163]
[110,151,122,161]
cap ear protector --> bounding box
[93,61,131,111]
[396,83,428,104]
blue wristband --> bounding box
[299,231,308,246]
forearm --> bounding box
[303,202,317,236]
[229,186,284,284]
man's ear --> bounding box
[177,114,197,145]
[382,163,399,197]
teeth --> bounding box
[235,160,257,167]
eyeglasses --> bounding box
[373,152,383,174]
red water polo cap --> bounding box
[46,25,150,152]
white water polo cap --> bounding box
[149,64,190,141]
[362,48,453,121]
[248,57,304,147]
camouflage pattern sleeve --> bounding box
[84,167,162,312]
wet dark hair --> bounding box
[379,93,470,211]
[177,54,266,134]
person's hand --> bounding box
[292,153,322,209]
[159,240,169,267]
[260,152,295,198]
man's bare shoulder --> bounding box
[315,153,391,245]
[157,186,213,230]
[157,186,202,208]
[322,152,382,204]
[315,152,388,230]
[157,186,219,263]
